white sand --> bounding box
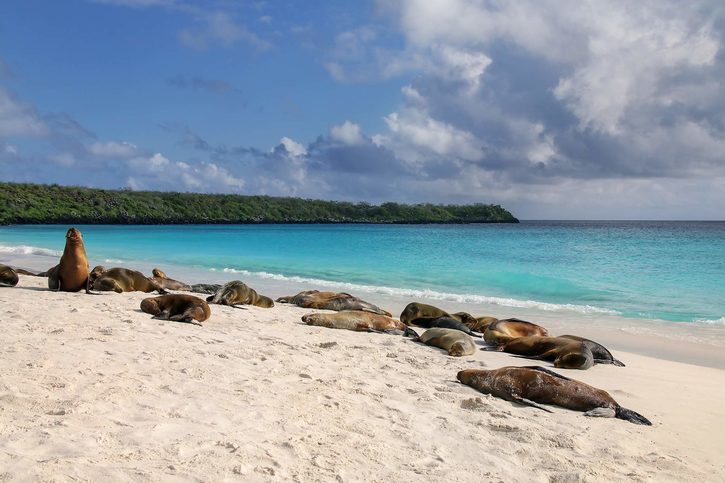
[1,276,724,482]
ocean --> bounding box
[0,221,723,326]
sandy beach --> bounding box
[1,275,723,482]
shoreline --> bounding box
[1,275,723,481]
[4,250,725,369]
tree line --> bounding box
[0,183,519,225]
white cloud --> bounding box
[279,136,307,157]
[330,121,364,145]
[0,87,48,137]
[87,141,138,157]
[179,11,271,51]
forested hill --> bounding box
[0,183,519,225]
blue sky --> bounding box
[1,0,724,219]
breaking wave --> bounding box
[0,244,61,257]
[219,267,619,315]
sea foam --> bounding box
[0,244,61,257]
[220,267,619,315]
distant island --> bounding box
[0,183,519,225]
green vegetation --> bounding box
[0,183,518,224]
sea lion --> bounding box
[12,267,42,276]
[140,294,211,326]
[400,302,449,326]
[191,283,222,294]
[277,290,390,316]
[464,315,498,333]
[150,268,192,291]
[457,366,651,425]
[45,227,91,293]
[417,328,477,357]
[90,266,167,294]
[207,280,274,308]
[421,316,482,337]
[0,264,19,287]
[302,311,415,336]
[483,318,549,345]
[559,335,625,366]
[489,336,594,370]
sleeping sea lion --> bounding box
[400,302,449,326]
[150,268,192,291]
[417,328,477,357]
[140,294,211,325]
[90,266,167,294]
[464,315,498,333]
[190,283,222,294]
[457,366,651,425]
[207,280,274,308]
[488,335,594,370]
[302,311,415,336]
[277,290,390,316]
[421,316,481,337]
[559,335,625,366]
[483,318,549,345]
[12,267,42,276]
[45,227,91,293]
[0,264,19,287]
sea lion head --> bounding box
[152,268,167,278]
[448,342,469,357]
[301,313,318,325]
[457,368,486,386]
[88,265,107,284]
[65,227,83,243]
[140,297,161,315]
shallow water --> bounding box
[1,221,723,325]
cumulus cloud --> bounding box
[330,121,364,145]
[0,87,48,137]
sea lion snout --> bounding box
[65,227,82,241]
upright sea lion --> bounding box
[559,335,625,366]
[0,264,19,287]
[90,266,167,294]
[302,311,415,336]
[483,318,549,345]
[277,290,390,316]
[207,280,274,308]
[140,294,211,325]
[489,336,594,370]
[150,268,192,291]
[457,366,651,425]
[45,227,91,293]
[417,328,477,357]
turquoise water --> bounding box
[0,222,723,324]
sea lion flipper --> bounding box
[511,394,553,413]
[614,407,652,426]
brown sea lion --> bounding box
[464,315,498,333]
[45,227,91,293]
[207,280,274,308]
[457,366,651,425]
[150,268,192,291]
[12,267,42,276]
[400,302,449,326]
[0,264,19,287]
[417,328,477,357]
[483,318,549,345]
[90,266,167,294]
[488,336,594,370]
[559,335,625,366]
[140,294,211,325]
[302,311,416,336]
[277,290,390,316]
